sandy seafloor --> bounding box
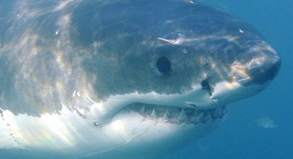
[161,0,293,159]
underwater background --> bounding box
[161,0,293,158]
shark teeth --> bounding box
[140,105,145,114]
[163,110,170,122]
[178,109,189,123]
[196,112,205,123]
[150,109,157,119]
[126,103,227,125]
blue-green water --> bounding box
[162,0,293,158]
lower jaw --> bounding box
[97,104,227,159]
[116,103,228,125]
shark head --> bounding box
[0,0,280,159]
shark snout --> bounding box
[245,52,280,85]
[233,43,281,86]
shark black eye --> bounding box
[156,56,171,75]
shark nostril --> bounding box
[249,59,262,69]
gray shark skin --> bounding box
[0,0,280,159]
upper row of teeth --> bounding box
[133,105,227,125]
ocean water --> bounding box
[162,0,293,159]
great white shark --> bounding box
[0,0,280,159]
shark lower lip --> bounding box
[115,103,228,125]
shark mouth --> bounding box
[115,103,228,125]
